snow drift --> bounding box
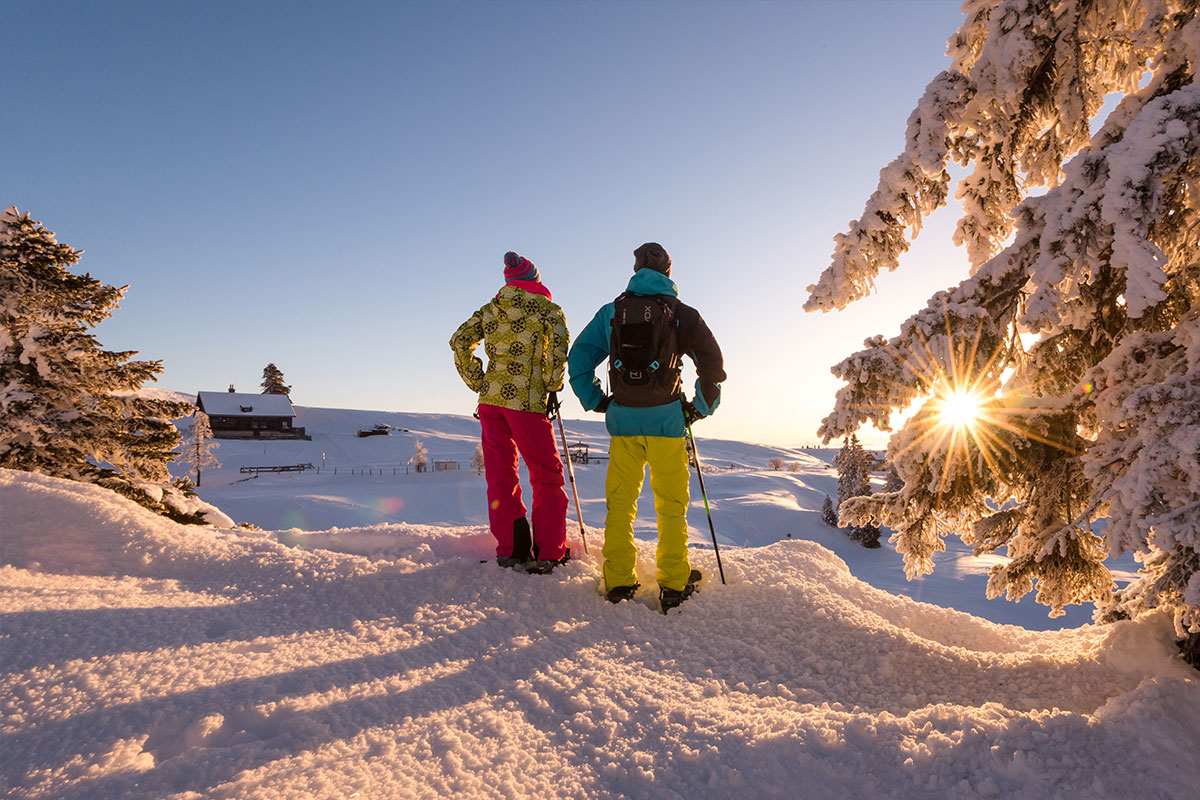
[2,468,1197,799]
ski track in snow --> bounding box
[2,407,1198,799]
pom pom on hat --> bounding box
[503,251,540,282]
[633,242,671,276]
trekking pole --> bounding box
[685,410,725,585]
[552,396,589,554]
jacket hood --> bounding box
[626,269,677,297]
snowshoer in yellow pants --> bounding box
[603,436,691,592]
[567,243,725,609]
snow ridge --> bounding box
[2,469,1196,799]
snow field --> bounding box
[2,466,1197,799]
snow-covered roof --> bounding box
[196,391,295,418]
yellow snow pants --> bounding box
[603,435,692,592]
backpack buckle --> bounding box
[649,360,660,371]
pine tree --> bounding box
[180,411,220,487]
[834,435,882,547]
[805,2,1200,657]
[0,207,201,521]
[469,444,485,475]
[821,495,838,527]
[833,435,864,509]
[260,363,291,395]
[884,465,904,493]
[410,438,429,473]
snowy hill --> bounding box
[3,467,1198,799]
[3,407,1197,799]
[175,405,1128,630]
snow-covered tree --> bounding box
[805,2,1200,658]
[410,439,429,473]
[180,411,220,487]
[768,456,786,470]
[260,363,291,395]
[821,494,839,527]
[469,444,485,475]
[884,464,904,493]
[834,435,882,547]
[0,207,202,522]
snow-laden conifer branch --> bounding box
[806,0,1179,312]
[809,1,1200,636]
[804,72,970,312]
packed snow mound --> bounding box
[0,469,356,593]
[2,470,1197,799]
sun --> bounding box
[938,390,984,429]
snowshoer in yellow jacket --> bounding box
[450,252,571,572]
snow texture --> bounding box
[3,407,1196,799]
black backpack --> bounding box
[608,292,682,407]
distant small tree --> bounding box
[180,411,220,487]
[787,461,803,473]
[469,444,485,475]
[834,434,881,548]
[855,518,882,549]
[833,435,866,506]
[0,207,202,522]
[821,495,838,527]
[410,439,429,473]
[767,456,786,470]
[260,363,291,395]
[884,464,904,493]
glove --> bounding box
[546,391,560,418]
[681,399,705,425]
[594,395,612,414]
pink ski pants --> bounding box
[478,403,568,560]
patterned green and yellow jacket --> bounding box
[450,283,570,414]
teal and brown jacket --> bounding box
[568,269,725,438]
[450,281,570,415]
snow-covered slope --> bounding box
[2,468,1196,800]
[176,405,1133,630]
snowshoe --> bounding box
[496,556,525,569]
[606,583,639,603]
[521,549,571,575]
[659,569,701,613]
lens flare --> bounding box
[832,295,1087,508]
[374,496,405,515]
[939,390,984,429]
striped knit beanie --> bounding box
[503,251,540,283]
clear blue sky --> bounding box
[5,0,971,447]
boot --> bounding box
[511,517,532,562]
[496,518,533,569]
[659,569,701,613]
[606,583,639,603]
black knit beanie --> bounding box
[633,242,671,276]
